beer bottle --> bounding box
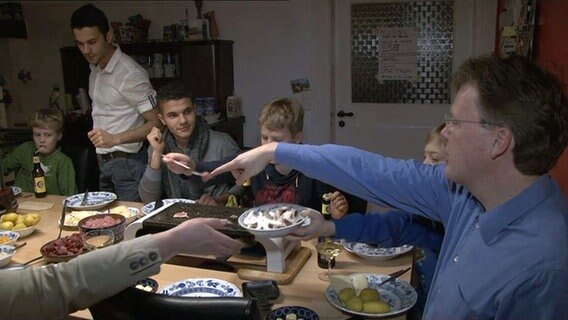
[318,192,335,268]
[239,178,255,208]
[33,155,47,198]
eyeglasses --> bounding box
[444,114,495,128]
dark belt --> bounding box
[100,151,134,162]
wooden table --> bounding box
[10,194,413,319]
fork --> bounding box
[57,200,68,239]
[377,267,411,287]
[80,189,89,206]
[161,155,206,176]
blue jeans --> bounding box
[98,146,147,201]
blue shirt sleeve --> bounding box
[276,143,452,224]
[335,211,443,250]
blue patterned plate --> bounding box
[65,192,117,210]
[10,186,22,196]
[159,278,241,297]
[265,306,319,320]
[326,273,417,318]
[142,198,196,215]
[343,242,413,261]
[134,278,159,293]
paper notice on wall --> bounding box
[377,27,419,81]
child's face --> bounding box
[423,135,446,164]
[260,125,302,145]
[33,127,62,155]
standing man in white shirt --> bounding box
[70,4,162,201]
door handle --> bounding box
[337,110,354,118]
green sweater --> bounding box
[2,141,77,196]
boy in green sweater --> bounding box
[2,109,77,195]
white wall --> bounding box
[0,0,332,148]
[0,0,493,149]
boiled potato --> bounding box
[362,300,390,314]
[339,287,356,303]
[345,296,363,312]
[13,223,28,230]
[1,213,18,223]
[28,213,41,222]
[0,221,14,230]
[15,215,25,225]
[359,287,380,303]
[24,214,40,226]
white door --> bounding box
[332,0,496,160]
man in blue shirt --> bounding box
[207,55,568,319]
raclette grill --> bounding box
[124,201,308,275]
[133,202,251,238]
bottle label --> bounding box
[34,177,46,193]
[321,192,331,219]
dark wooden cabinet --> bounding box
[116,39,234,118]
[60,40,244,147]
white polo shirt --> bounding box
[89,46,155,154]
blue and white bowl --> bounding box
[326,273,417,318]
[0,245,16,267]
[265,306,319,320]
[65,192,117,210]
[134,278,159,293]
[343,242,413,261]
[159,278,241,297]
[0,230,20,246]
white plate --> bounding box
[65,192,117,210]
[109,206,140,224]
[62,211,101,228]
[343,242,413,261]
[159,278,241,297]
[326,273,417,318]
[63,207,139,227]
[238,203,310,238]
[10,186,22,196]
[141,198,196,215]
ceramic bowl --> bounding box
[238,203,309,238]
[78,213,126,243]
[65,191,117,210]
[13,225,36,238]
[134,278,159,293]
[0,245,16,267]
[0,230,20,246]
[40,233,86,263]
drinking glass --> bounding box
[315,238,343,281]
[83,230,115,251]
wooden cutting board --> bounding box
[236,247,311,285]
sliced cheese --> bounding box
[330,273,369,295]
[351,274,369,295]
[329,274,354,293]
[110,205,132,218]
